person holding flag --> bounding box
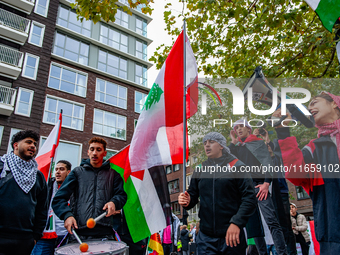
[178,132,257,255]
[0,130,48,255]
[273,92,340,254]
[52,137,127,241]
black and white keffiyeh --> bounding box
[1,152,38,193]
[203,132,231,154]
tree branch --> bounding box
[317,47,336,78]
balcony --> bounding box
[0,85,16,116]
[1,0,35,14]
[0,44,24,79]
[0,8,30,45]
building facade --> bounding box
[0,0,151,168]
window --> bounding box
[166,165,172,174]
[95,79,127,109]
[48,63,87,97]
[171,201,181,215]
[15,88,34,117]
[136,17,147,36]
[57,6,91,37]
[98,50,127,79]
[186,174,192,190]
[28,21,45,47]
[100,25,128,53]
[135,64,147,87]
[7,128,22,153]
[168,179,180,194]
[136,40,147,60]
[174,164,180,172]
[22,54,39,80]
[296,186,309,200]
[193,156,198,164]
[0,126,4,147]
[186,160,190,167]
[34,0,50,17]
[41,138,82,172]
[104,149,118,160]
[192,202,200,214]
[115,9,129,28]
[43,96,85,131]
[135,91,147,113]
[53,32,89,65]
[93,108,126,140]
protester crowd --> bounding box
[0,92,339,255]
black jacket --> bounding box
[52,159,127,235]
[276,127,340,244]
[0,161,48,240]
[180,229,191,251]
[184,153,256,238]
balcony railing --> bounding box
[0,85,16,106]
[0,44,23,68]
[0,8,30,34]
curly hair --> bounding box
[88,137,107,150]
[11,130,39,149]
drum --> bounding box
[55,240,128,255]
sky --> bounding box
[146,0,184,88]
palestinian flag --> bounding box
[110,146,172,243]
[148,232,164,255]
[304,0,340,32]
[129,31,198,172]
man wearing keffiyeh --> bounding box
[178,132,256,255]
[0,130,48,255]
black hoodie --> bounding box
[184,153,256,238]
[52,158,127,236]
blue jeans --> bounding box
[267,245,278,255]
[31,239,54,255]
[31,236,68,255]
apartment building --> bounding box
[0,0,151,167]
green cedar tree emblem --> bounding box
[144,83,163,110]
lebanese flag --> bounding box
[129,31,198,172]
[36,112,62,180]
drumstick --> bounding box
[72,229,82,245]
[86,211,107,229]
[72,229,89,252]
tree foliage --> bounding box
[151,0,340,78]
[71,0,153,24]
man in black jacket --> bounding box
[229,119,287,255]
[0,130,48,255]
[178,132,256,255]
[52,137,127,241]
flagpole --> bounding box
[183,19,187,194]
[47,109,62,185]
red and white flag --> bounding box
[129,31,198,172]
[36,112,62,180]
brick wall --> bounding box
[0,0,59,154]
